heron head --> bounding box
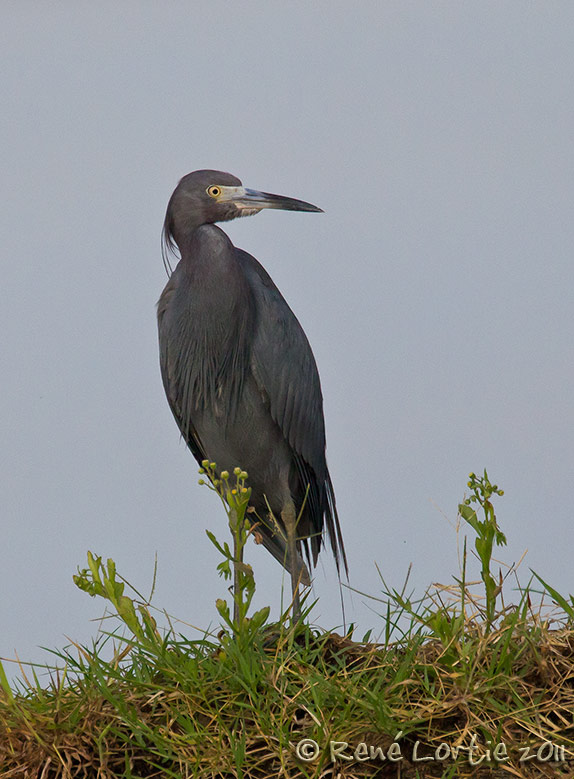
[163,169,323,260]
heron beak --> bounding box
[218,186,323,213]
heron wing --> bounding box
[236,249,326,477]
[235,249,332,566]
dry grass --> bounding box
[1,610,574,778]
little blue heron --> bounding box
[157,170,347,616]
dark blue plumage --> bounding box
[158,170,347,606]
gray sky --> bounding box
[2,2,573,678]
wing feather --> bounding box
[237,248,347,575]
[237,249,326,474]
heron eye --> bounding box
[207,186,221,199]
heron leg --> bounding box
[281,499,303,621]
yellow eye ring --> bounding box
[207,186,221,199]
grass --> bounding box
[1,469,574,778]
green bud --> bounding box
[210,462,216,470]
[234,466,241,475]
[240,471,248,480]
[220,470,229,479]
[198,479,205,486]
[202,459,210,468]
